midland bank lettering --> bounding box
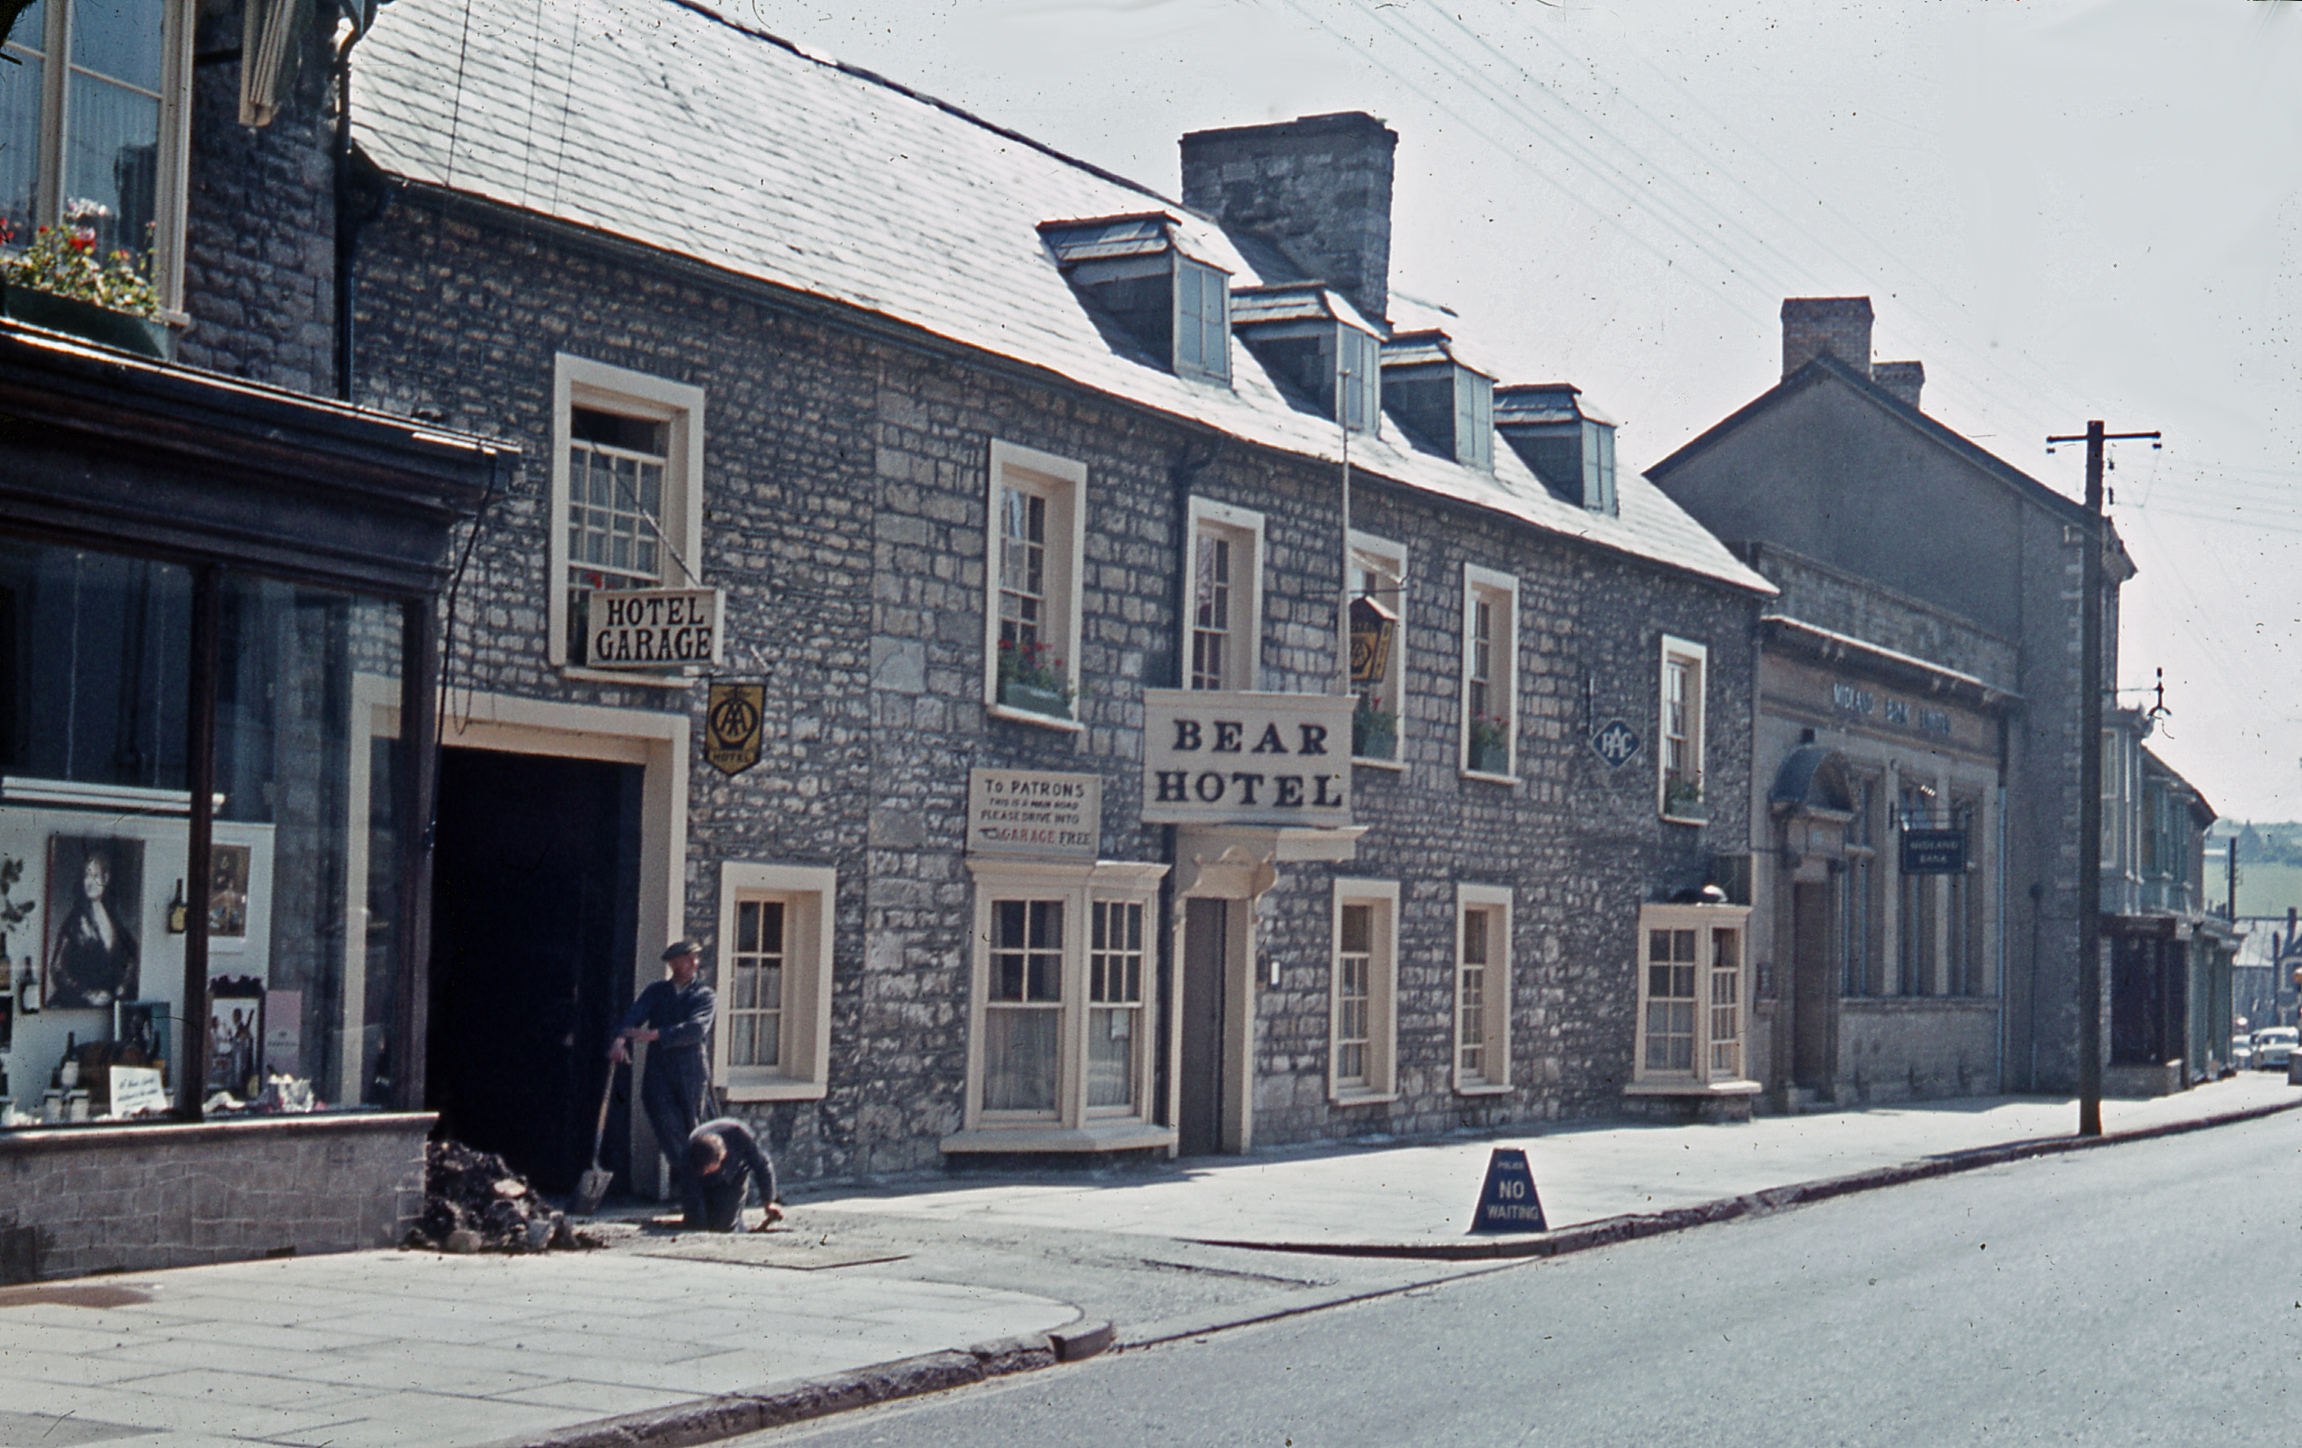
[1141,689,1353,828]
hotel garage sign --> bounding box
[582,587,724,669]
[1141,689,1353,828]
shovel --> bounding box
[573,1060,617,1217]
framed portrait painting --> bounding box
[44,835,143,1010]
[207,843,251,942]
[206,975,265,1097]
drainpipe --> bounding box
[333,21,366,403]
[1995,782,2008,1092]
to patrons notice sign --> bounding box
[584,587,724,669]
[968,769,1101,857]
[1141,689,1353,828]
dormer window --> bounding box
[1496,384,1618,515]
[1453,369,1494,471]
[1041,213,1231,384]
[1175,259,1229,381]
[1232,284,1383,433]
[1380,330,1494,470]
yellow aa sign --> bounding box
[705,682,764,777]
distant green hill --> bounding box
[2209,822,2302,916]
[2235,861,2302,918]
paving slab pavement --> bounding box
[1,1074,2293,1448]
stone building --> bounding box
[1651,297,2135,1101]
[2099,733,2239,1091]
[324,0,1779,1191]
[0,0,510,1278]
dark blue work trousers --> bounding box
[640,1044,710,1226]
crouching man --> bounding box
[685,1117,783,1233]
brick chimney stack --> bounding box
[1781,296,1874,379]
[1872,360,1925,411]
[1181,112,1398,328]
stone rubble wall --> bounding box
[0,1114,430,1283]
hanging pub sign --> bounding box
[582,587,724,669]
[1900,827,1968,874]
[705,681,765,776]
[1142,689,1353,828]
[967,769,1101,858]
[1349,593,1397,687]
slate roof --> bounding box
[353,0,1771,596]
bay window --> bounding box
[952,858,1169,1151]
[1630,902,1753,1091]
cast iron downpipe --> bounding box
[332,21,366,403]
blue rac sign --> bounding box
[1141,690,1353,828]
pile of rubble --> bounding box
[407,1140,594,1253]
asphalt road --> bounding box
[745,1109,2302,1446]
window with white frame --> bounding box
[1186,497,1264,692]
[1339,325,1382,434]
[985,440,1086,722]
[1632,903,1751,1088]
[1174,257,1230,383]
[1,0,194,312]
[549,357,705,671]
[1658,635,1708,818]
[1452,368,1494,471]
[963,858,1167,1137]
[1086,898,1147,1113]
[1455,884,1513,1092]
[1349,532,1405,763]
[1330,880,1399,1101]
[1461,565,1517,777]
[712,862,835,1101]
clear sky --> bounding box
[737,0,2302,820]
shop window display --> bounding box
[0,540,408,1123]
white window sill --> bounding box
[1659,811,1710,826]
[1460,767,1518,784]
[1621,1078,1761,1098]
[1352,755,1406,772]
[986,702,1086,733]
[720,1079,830,1104]
[1454,1081,1513,1098]
[553,663,696,689]
[1328,1087,1399,1107]
[940,1121,1177,1154]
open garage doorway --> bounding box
[427,747,642,1192]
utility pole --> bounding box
[2227,830,2237,923]
[2047,420,2158,1137]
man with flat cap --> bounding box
[610,939,716,1227]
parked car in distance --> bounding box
[2230,1034,2255,1072]
[2251,1026,2298,1070]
